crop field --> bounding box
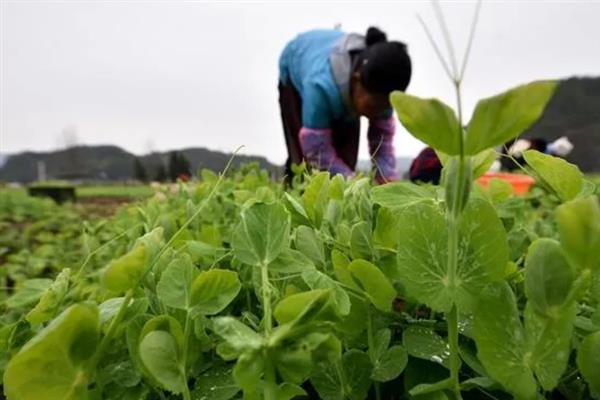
[1,23,600,400]
[1,135,599,400]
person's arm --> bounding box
[300,82,354,177]
[368,115,398,184]
[299,128,354,177]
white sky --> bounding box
[1,0,599,164]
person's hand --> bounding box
[547,136,574,157]
[507,139,531,157]
[374,173,398,185]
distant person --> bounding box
[502,136,574,171]
[278,27,412,184]
[409,147,443,185]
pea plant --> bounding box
[1,3,600,400]
[382,1,600,399]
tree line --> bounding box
[133,151,191,182]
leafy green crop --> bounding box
[1,146,599,400]
[1,5,600,400]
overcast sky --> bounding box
[1,0,599,164]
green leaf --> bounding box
[471,149,497,179]
[186,240,226,264]
[324,200,343,230]
[525,302,576,391]
[350,222,373,260]
[473,282,537,400]
[231,202,290,266]
[338,297,368,337]
[373,207,400,250]
[233,351,264,390]
[372,329,391,361]
[390,91,460,155]
[302,171,330,227]
[212,317,263,355]
[487,178,513,203]
[140,315,185,355]
[443,157,472,213]
[131,227,163,267]
[139,330,185,394]
[371,181,436,209]
[273,341,313,384]
[269,248,315,274]
[126,315,153,384]
[98,297,148,326]
[6,278,53,309]
[465,80,557,154]
[295,225,325,266]
[275,383,307,400]
[523,150,583,201]
[283,192,310,224]
[402,327,450,368]
[343,350,374,400]
[102,244,147,293]
[577,331,600,396]
[371,345,408,382]
[273,289,337,325]
[311,350,373,400]
[96,358,141,389]
[524,239,575,317]
[556,196,600,271]
[26,268,70,324]
[329,174,345,200]
[395,198,508,312]
[331,249,355,289]
[4,304,99,400]
[156,255,196,310]
[192,365,240,400]
[301,270,351,316]
[190,269,241,315]
[348,260,396,312]
[460,376,497,391]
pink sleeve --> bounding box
[368,117,398,184]
[299,127,354,177]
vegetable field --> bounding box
[1,132,600,400]
[2,9,600,398]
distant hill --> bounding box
[0,145,281,183]
[523,77,600,172]
[2,76,598,182]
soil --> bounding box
[76,196,140,218]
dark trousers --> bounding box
[278,82,360,179]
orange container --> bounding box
[476,172,536,195]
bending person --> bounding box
[278,27,412,184]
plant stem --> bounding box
[86,289,134,374]
[417,14,454,82]
[447,305,462,400]
[446,212,459,290]
[366,306,382,400]
[260,262,272,336]
[264,354,277,400]
[181,378,192,400]
[454,82,465,159]
[459,0,482,80]
[433,0,458,78]
[260,261,278,400]
[447,51,466,400]
[180,311,192,400]
[563,269,592,309]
